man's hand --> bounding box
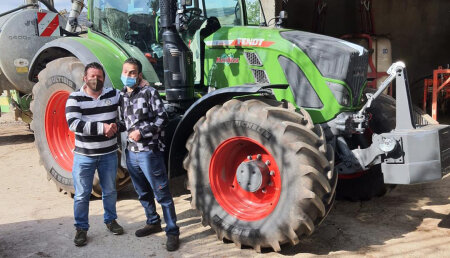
[129,129,141,142]
[104,123,117,138]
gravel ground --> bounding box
[0,112,449,258]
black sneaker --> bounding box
[166,235,179,252]
[106,220,124,235]
[74,229,87,246]
[135,223,162,237]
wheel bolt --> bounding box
[247,155,252,160]
[257,154,262,160]
[270,171,275,176]
[262,188,266,193]
[265,160,271,166]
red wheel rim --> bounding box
[209,137,281,221]
[45,91,74,172]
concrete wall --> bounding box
[263,0,449,102]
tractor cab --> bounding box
[88,0,264,83]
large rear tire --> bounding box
[183,98,336,251]
[30,57,130,197]
[336,88,436,201]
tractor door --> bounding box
[186,0,248,86]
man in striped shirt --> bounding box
[65,62,123,246]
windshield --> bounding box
[90,0,266,49]
[91,0,160,53]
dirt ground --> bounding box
[0,111,449,258]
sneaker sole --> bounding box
[135,229,162,237]
[74,241,87,247]
[107,226,124,235]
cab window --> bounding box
[199,0,242,25]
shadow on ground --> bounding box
[0,133,34,146]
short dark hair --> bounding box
[124,57,142,73]
[84,62,105,77]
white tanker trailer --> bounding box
[0,1,64,120]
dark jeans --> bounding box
[125,149,179,236]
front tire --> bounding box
[30,57,130,196]
[183,98,336,251]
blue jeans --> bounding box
[72,152,118,230]
[125,149,179,236]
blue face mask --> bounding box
[121,74,137,88]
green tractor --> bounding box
[0,0,448,252]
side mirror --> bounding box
[276,10,288,28]
[279,10,288,20]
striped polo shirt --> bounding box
[65,85,120,156]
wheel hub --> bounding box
[236,156,270,192]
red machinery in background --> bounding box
[339,0,393,95]
[423,66,450,121]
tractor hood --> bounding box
[203,26,369,123]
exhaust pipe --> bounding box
[160,0,194,107]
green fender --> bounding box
[29,31,159,90]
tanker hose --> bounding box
[38,0,58,13]
[0,4,38,18]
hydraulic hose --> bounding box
[0,0,58,18]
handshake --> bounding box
[103,123,141,142]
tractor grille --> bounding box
[245,52,263,66]
[346,53,369,105]
[251,69,270,84]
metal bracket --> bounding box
[352,134,399,170]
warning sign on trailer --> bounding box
[37,12,60,37]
